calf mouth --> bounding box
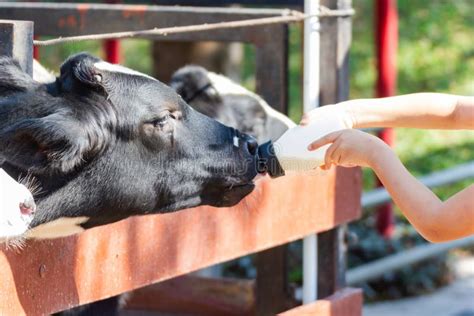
[200,172,256,208]
[218,182,255,207]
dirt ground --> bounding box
[364,256,474,316]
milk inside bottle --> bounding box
[257,119,348,178]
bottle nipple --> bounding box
[257,141,285,178]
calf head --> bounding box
[0,54,258,236]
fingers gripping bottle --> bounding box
[257,119,348,178]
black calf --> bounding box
[0,54,258,237]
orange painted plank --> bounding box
[125,275,255,316]
[279,288,363,316]
[0,167,361,315]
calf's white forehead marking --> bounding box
[233,136,239,148]
[94,61,157,81]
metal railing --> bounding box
[347,235,474,285]
[362,161,474,208]
[348,161,474,284]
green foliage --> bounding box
[397,0,474,95]
[287,25,303,122]
[39,40,102,72]
[351,0,474,97]
[121,40,153,75]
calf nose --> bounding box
[19,198,36,216]
[245,135,258,156]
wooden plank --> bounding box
[0,20,33,75]
[125,275,255,316]
[0,170,360,315]
[278,287,362,316]
[256,245,294,316]
[319,0,352,106]
[255,23,289,113]
[0,3,288,43]
[254,22,291,316]
[317,0,354,298]
[317,227,346,298]
[318,167,360,298]
[115,0,304,6]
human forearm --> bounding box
[341,93,473,130]
[369,147,442,241]
[309,129,474,242]
[369,146,474,242]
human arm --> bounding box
[309,129,474,243]
[301,93,474,130]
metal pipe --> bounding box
[374,0,398,238]
[302,0,320,304]
[362,161,474,208]
[33,36,40,60]
[104,39,121,64]
[103,0,121,64]
[347,235,474,285]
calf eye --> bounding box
[148,111,180,129]
[153,112,176,127]
[153,113,171,127]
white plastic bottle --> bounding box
[257,118,348,177]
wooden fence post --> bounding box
[317,0,353,299]
[0,20,33,76]
[255,23,291,316]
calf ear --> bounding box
[58,53,104,92]
[72,58,103,88]
[0,115,91,174]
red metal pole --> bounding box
[375,0,398,238]
[32,0,39,61]
[104,39,121,64]
[103,0,121,64]
[33,36,39,60]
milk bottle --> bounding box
[257,118,348,178]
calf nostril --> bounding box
[19,199,36,216]
[246,138,258,156]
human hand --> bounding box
[300,103,354,128]
[307,129,390,170]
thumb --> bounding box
[307,131,342,151]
